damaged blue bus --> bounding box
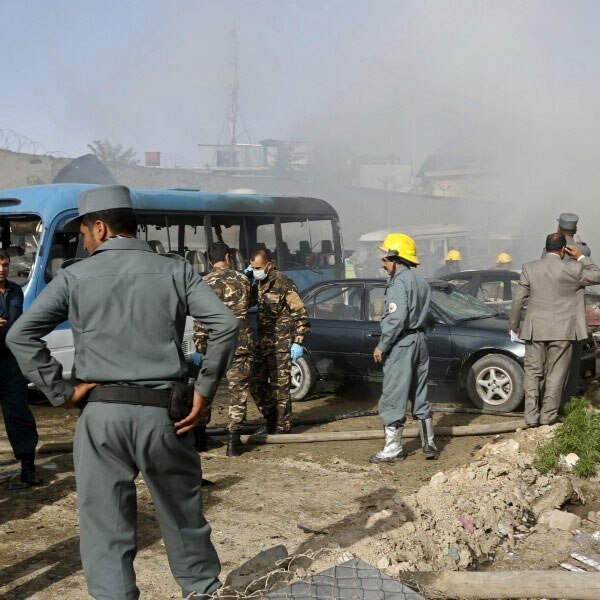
[0,184,343,376]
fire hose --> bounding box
[0,418,524,454]
[203,405,523,437]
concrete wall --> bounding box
[0,150,70,188]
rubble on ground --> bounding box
[350,425,594,574]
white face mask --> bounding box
[253,268,268,281]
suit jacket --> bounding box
[509,254,600,341]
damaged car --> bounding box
[438,269,600,345]
[291,278,596,411]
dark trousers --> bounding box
[0,356,38,460]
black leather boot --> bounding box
[274,404,291,434]
[192,426,223,452]
[254,414,277,435]
[226,432,243,457]
[418,418,439,460]
[20,455,43,486]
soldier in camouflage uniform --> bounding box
[194,242,252,456]
[248,248,310,434]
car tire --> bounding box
[466,354,524,412]
[291,356,317,401]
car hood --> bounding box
[450,316,512,337]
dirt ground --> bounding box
[1,382,599,599]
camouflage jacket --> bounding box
[252,268,310,351]
[194,267,252,356]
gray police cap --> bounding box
[63,185,133,232]
[558,212,579,231]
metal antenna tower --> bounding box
[217,27,251,166]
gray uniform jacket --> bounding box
[377,265,431,354]
[6,237,239,406]
[509,254,600,341]
[541,236,591,261]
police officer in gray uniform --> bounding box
[370,233,438,463]
[542,213,591,259]
[7,186,238,600]
[558,213,591,258]
[554,213,591,405]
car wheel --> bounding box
[290,356,317,401]
[466,354,524,412]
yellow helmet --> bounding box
[496,252,512,264]
[445,249,462,261]
[378,233,420,264]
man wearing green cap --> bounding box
[7,185,238,600]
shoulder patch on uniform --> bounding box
[388,302,397,313]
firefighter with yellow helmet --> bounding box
[492,252,513,271]
[370,233,438,462]
[434,249,462,278]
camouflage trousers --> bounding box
[199,352,252,432]
[250,350,292,431]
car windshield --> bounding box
[0,215,42,286]
[431,283,497,322]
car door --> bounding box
[363,283,452,386]
[305,282,366,379]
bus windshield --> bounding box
[0,215,42,286]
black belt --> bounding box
[405,328,425,335]
[87,386,170,408]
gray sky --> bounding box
[2,0,600,177]
[1,0,364,164]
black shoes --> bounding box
[21,456,42,486]
[5,456,43,490]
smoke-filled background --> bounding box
[2,0,600,254]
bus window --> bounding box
[256,221,277,255]
[309,218,336,268]
[0,215,42,285]
[280,218,310,267]
[210,217,242,252]
[140,215,171,254]
[279,217,336,270]
[45,230,83,282]
[183,224,207,253]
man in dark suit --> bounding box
[510,233,600,427]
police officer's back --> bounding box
[7,186,238,600]
[542,212,591,260]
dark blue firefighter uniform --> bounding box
[0,280,38,459]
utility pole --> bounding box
[215,27,251,168]
[227,27,239,166]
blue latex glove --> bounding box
[290,343,304,362]
[244,265,254,281]
[193,352,203,366]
